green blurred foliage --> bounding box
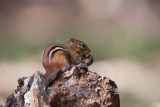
[0,35,40,61]
[0,31,160,62]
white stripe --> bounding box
[49,47,66,63]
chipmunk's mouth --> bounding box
[81,54,90,60]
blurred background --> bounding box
[0,0,160,107]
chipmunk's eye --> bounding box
[80,43,86,49]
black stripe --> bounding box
[50,49,65,59]
[47,45,64,59]
[47,45,66,63]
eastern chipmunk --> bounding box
[42,38,93,79]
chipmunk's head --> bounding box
[67,38,90,55]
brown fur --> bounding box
[43,38,92,80]
[44,51,69,79]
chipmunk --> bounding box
[42,38,93,79]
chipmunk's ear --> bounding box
[67,38,76,43]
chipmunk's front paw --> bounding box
[82,54,94,66]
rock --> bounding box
[4,64,120,107]
[46,65,120,107]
